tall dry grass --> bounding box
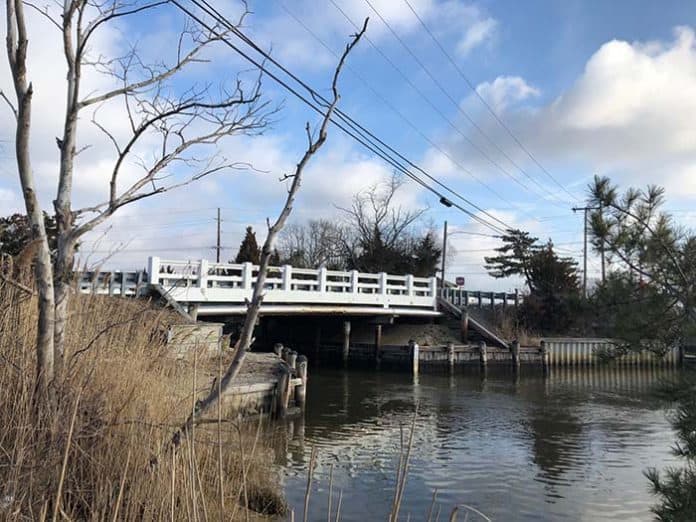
[0,277,285,520]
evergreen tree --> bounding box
[485,230,581,332]
[411,231,442,277]
[234,226,261,264]
[0,212,70,260]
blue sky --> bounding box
[2,0,696,290]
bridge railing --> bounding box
[148,257,438,309]
[77,270,147,297]
[440,287,522,309]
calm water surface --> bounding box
[274,367,682,521]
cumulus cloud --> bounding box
[475,76,540,113]
[450,26,696,201]
[457,16,498,56]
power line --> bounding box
[401,0,580,203]
[279,1,542,223]
[360,0,574,206]
[193,0,510,233]
[173,0,511,235]
[327,0,569,211]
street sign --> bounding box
[455,276,465,287]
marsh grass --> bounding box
[0,278,285,520]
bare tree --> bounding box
[171,19,368,448]
[338,174,427,271]
[278,219,346,268]
[3,0,273,391]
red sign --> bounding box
[455,276,465,287]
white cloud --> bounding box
[457,16,497,56]
[444,25,696,203]
[475,76,540,113]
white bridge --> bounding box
[79,257,440,317]
[79,257,523,320]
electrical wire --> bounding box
[172,0,511,235]
[360,0,575,205]
[401,0,580,203]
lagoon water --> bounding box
[274,366,682,521]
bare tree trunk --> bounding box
[51,1,83,378]
[5,0,56,392]
[170,19,368,448]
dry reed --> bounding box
[0,277,285,520]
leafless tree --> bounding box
[338,174,427,269]
[3,0,273,392]
[171,19,368,448]
[278,219,346,269]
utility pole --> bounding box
[215,207,221,263]
[440,220,448,287]
[572,205,600,297]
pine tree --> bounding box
[234,226,261,264]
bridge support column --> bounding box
[342,321,351,366]
[511,340,520,373]
[374,324,382,369]
[409,340,419,376]
[188,304,199,321]
[461,310,469,343]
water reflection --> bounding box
[275,367,682,521]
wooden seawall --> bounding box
[314,338,683,373]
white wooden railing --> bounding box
[148,257,438,310]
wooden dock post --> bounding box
[273,343,283,357]
[540,340,550,375]
[342,321,351,366]
[461,310,469,343]
[479,341,487,368]
[287,350,298,371]
[374,324,382,369]
[409,340,420,376]
[276,364,291,418]
[295,355,308,409]
[447,342,455,371]
[511,340,520,372]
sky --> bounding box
[2,0,696,291]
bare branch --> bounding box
[22,1,61,30]
[0,90,18,119]
[168,18,369,451]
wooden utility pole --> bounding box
[216,207,221,263]
[441,220,448,286]
[572,205,601,297]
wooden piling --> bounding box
[511,340,520,372]
[479,341,487,368]
[446,342,455,371]
[342,321,351,366]
[409,340,420,376]
[276,365,291,418]
[295,355,308,409]
[461,311,469,343]
[374,324,382,369]
[288,350,298,370]
[273,343,283,357]
[540,340,549,375]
